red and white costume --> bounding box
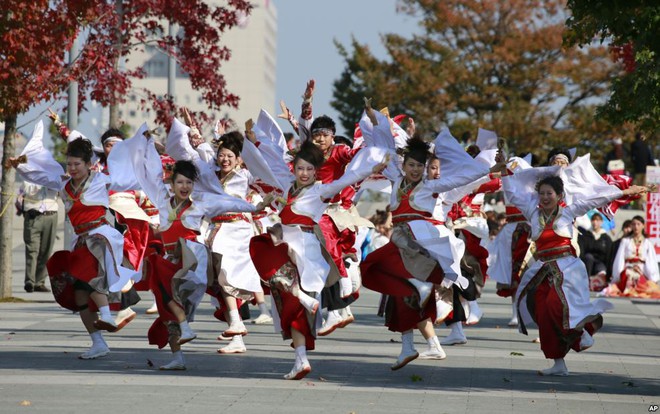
[243,110,388,349]
[607,237,660,298]
[16,121,140,310]
[503,156,621,359]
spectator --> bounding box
[603,138,628,175]
[630,132,655,208]
[630,132,655,184]
[578,212,613,292]
[15,181,59,293]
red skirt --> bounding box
[146,253,182,348]
[46,246,100,312]
[250,234,315,350]
[361,241,441,332]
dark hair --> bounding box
[100,128,125,145]
[216,131,243,158]
[629,215,646,237]
[333,135,353,147]
[622,219,632,229]
[402,136,431,165]
[591,212,603,221]
[535,175,564,195]
[310,115,336,135]
[631,215,645,224]
[546,147,571,165]
[66,138,94,163]
[369,208,390,227]
[466,144,480,158]
[172,160,199,182]
[294,140,324,169]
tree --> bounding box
[0,0,83,298]
[564,0,659,132]
[332,0,621,163]
[74,0,252,129]
[0,0,251,298]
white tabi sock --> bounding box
[258,303,269,315]
[179,320,192,332]
[294,345,309,367]
[90,330,106,347]
[427,336,439,348]
[172,350,185,364]
[98,305,112,321]
[229,310,241,325]
[450,321,464,335]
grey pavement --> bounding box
[1,211,659,414]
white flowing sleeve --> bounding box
[123,133,171,215]
[611,239,627,283]
[563,155,624,218]
[194,191,256,217]
[15,121,65,191]
[165,118,227,196]
[318,146,388,200]
[360,111,401,182]
[106,123,149,191]
[424,129,490,194]
[501,166,561,221]
[244,113,295,191]
[643,240,660,282]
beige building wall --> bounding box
[120,0,277,136]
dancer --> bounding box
[168,113,274,354]
[500,156,647,375]
[119,120,265,369]
[245,111,388,380]
[9,121,140,359]
[360,107,504,370]
[487,156,533,326]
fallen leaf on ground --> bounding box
[510,352,524,356]
[319,377,327,382]
[411,374,423,382]
[19,400,31,406]
[147,359,154,367]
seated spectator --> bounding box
[578,213,613,291]
[603,215,660,298]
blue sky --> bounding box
[273,0,419,135]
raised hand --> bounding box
[5,155,27,169]
[278,100,294,121]
[182,107,194,127]
[245,119,256,143]
[406,117,416,137]
[213,119,226,140]
[364,97,378,125]
[303,79,315,101]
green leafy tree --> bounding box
[564,0,659,132]
[332,0,622,164]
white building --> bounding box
[121,0,278,135]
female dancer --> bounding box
[486,156,533,326]
[500,157,647,375]
[10,121,140,359]
[608,215,660,298]
[245,113,388,380]
[359,108,504,370]
[167,115,273,354]
[118,120,265,369]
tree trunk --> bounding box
[0,114,17,298]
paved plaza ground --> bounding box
[1,212,659,414]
